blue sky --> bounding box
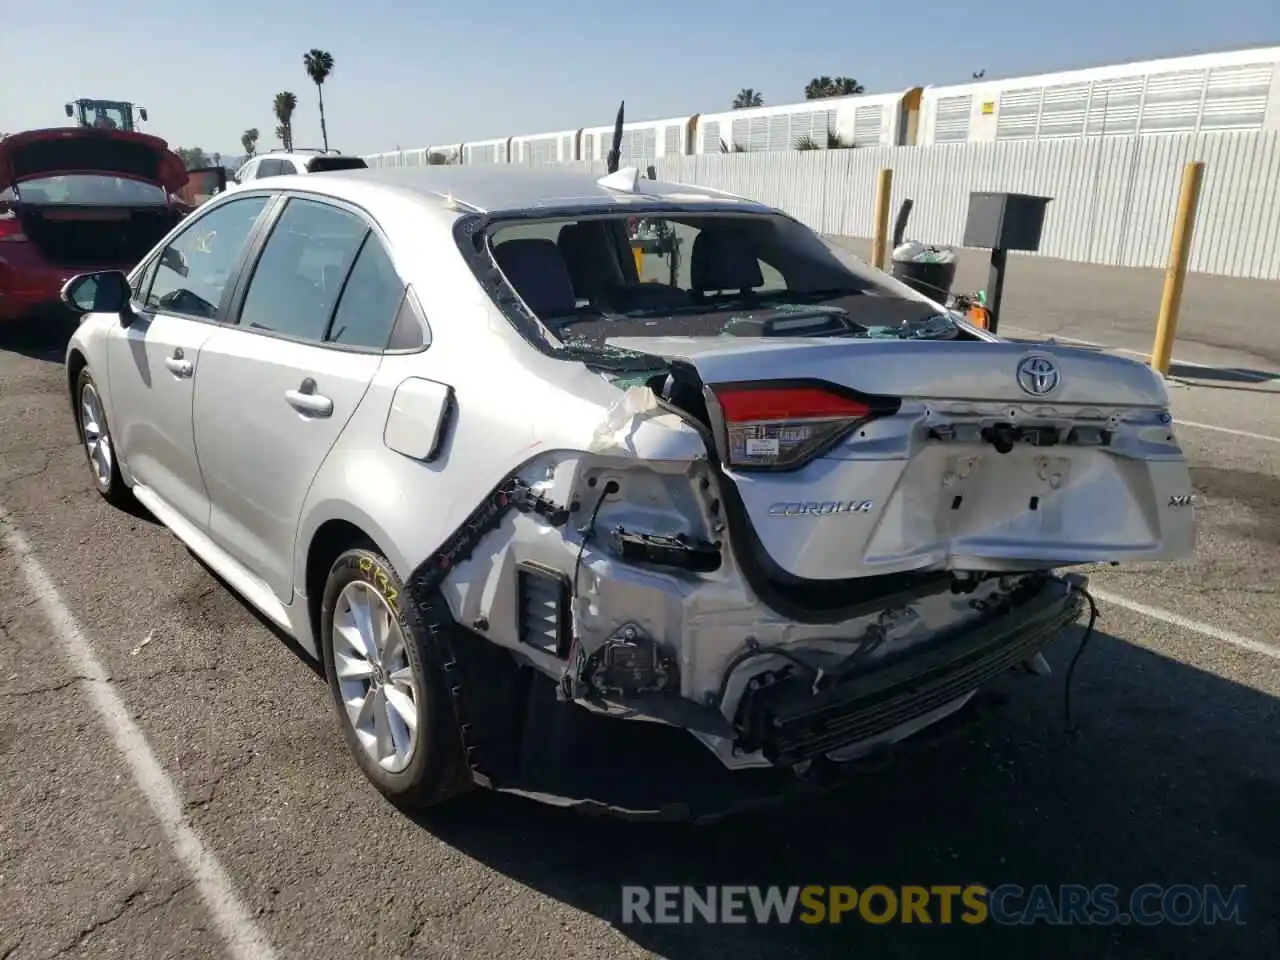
[2,0,1278,158]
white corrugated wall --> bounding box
[655,131,1280,280]
[367,130,1280,279]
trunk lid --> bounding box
[608,335,1196,580]
[607,335,1169,407]
[0,127,188,194]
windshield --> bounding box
[7,174,167,205]
[478,211,958,361]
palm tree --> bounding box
[732,88,763,109]
[303,49,335,151]
[273,92,297,151]
[804,76,865,99]
[240,128,259,158]
[794,129,856,150]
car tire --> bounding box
[75,367,132,508]
[319,546,475,810]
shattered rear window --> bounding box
[461,209,959,368]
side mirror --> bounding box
[139,108,148,122]
[65,103,74,118]
[60,271,133,324]
[160,246,189,277]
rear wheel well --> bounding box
[67,350,88,417]
[305,520,383,672]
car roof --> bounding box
[279,164,778,217]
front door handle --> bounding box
[164,349,193,378]
[285,378,333,418]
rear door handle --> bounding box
[164,350,193,378]
[285,378,334,418]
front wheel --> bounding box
[75,367,132,507]
[319,547,475,809]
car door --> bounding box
[192,194,403,602]
[106,193,272,528]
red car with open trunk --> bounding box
[0,127,223,326]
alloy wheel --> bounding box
[331,580,421,773]
[80,382,114,492]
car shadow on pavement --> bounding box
[1166,361,1279,385]
[0,318,76,364]
[415,628,1280,960]
[180,549,325,680]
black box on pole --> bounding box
[961,192,1052,334]
[962,192,1052,251]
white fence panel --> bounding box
[366,131,1280,279]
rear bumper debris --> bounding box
[733,573,1085,766]
[458,572,1085,823]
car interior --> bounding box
[485,214,937,342]
[490,217,789,322]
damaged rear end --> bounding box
[425,198,1195,819]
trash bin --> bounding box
[889,241,958,301]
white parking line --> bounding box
[1172,420,1280,444]
[0,510,280,960]
[1090,587,1280,661]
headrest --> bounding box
[690,227,764,293]
[492,238,577,318]
[557,222,624,298]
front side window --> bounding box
[146,195,270,319]
[236,197,369,342]
[131,256,161,303]
[476,211,950,358]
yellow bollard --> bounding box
[1150,161,1205,376]
[632,245,645,278]
[870,168,894,271]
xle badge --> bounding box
[768,500,874,518]
[1168,494,1195,507]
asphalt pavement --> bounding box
[1,251,1278,960]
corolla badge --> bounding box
[1016,356,1061,396]
[768,500,874,518]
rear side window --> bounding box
[236,198,369,341]
[256,159,286,178]
[306,156,369,173]
[327,235,407,349]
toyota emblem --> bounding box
[1016,356,1060,396]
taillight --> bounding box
[711,382,895,470]
[0,214,26,243]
